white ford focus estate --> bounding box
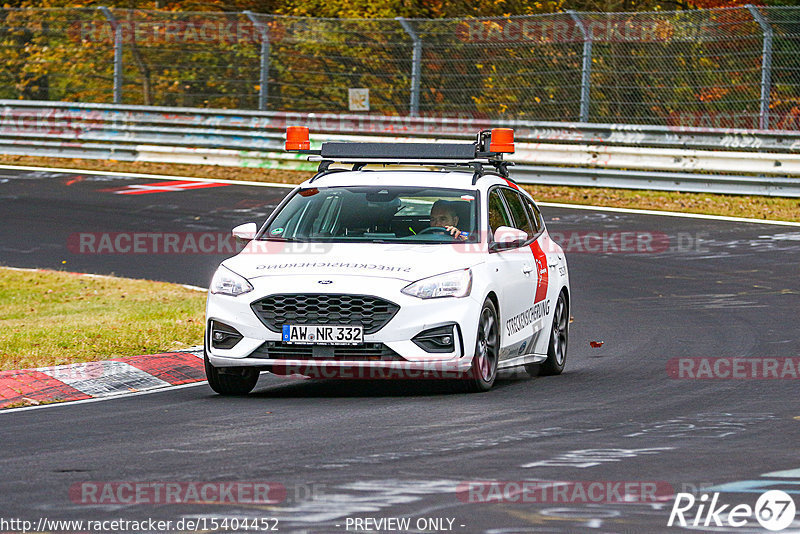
[205,128,570,394]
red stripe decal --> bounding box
[529,240,549,303]
[502,178,520,190]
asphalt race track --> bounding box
[1,167,800,533]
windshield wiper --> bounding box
[257,236,308,242]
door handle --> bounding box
[522,264,533,275]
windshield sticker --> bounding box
[460,195,475,201]
[256,262,412,272]
[270,228,284,235]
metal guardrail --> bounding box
[2,100,800,197]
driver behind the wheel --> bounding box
[430,200,468,240]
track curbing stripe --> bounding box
[0,164,294,188]
[0,351,205,410]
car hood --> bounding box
[222,241,485,282]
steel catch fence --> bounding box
[1,7,800,130]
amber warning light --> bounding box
[285,126,310,151]
[489,128,515,153]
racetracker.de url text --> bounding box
[0,517,279,533]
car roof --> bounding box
[299,169,513,191]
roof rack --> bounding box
[284,127,516,185]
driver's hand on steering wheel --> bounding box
[445,226,468,240]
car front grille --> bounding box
[250,293,400,334]
[250,341,405,361]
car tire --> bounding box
[535,291,568,376]
[204,349,260,395]
[465,298,500,392]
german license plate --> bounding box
[282,324,363,345]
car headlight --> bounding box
[210,266,254,297]
[401,268,472,299]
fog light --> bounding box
[412,325,458,354]
[210,320,243,350]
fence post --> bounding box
[568,11,592,123]
[396,17,422,117]
[244,11,270,111]
[747,4,773,130]
[98,7,122,105]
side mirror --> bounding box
[490,226,528,252]
[232,222,257,242]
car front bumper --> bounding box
[205,274,482,373]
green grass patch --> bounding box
[0,267,206,371]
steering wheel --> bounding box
[417,226,452,235]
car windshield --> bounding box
[261,186,480,244]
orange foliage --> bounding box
[686,0,756,8]
[697,87,730,102]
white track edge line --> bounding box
[536,201,800,227]
[3,163,798,227]
[0,164,295,188]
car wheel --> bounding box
[465,298,500,392]
[204,349,260,395]
[535,291,568,376]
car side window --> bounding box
[500,188,535,237]
[488,189,512,235]
[523,197,544,235]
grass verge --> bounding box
[1,154,797,222]
[0,267,205,371]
